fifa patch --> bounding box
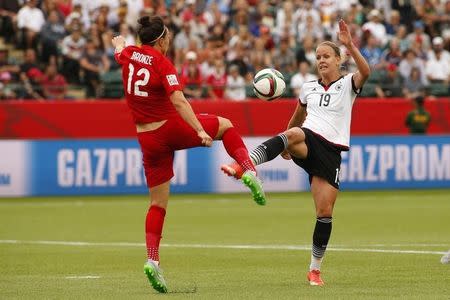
[166,74,179,86]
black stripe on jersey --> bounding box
[351,75,362,94]
[318,76,343,90]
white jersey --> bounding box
[299,73,360,150]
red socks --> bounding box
[222,127,256,172]
[145,205,166,262]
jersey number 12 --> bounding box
[127,63,150,97]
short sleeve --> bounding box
[299,83,307,106]
[349,73,362,95]
[158,56,183,95]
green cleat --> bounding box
[241,170,266,206]
[144,261,168,293]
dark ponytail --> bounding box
[137,16,167,46]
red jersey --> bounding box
[114,45,182,123]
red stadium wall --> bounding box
[0,98,449,138]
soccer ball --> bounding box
[253,68,286,101]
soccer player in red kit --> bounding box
[112,16,266,293]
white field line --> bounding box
[0,240,446,255]
[65,275,100,279]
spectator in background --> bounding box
[436,1,450,40]
[297,14,324,43]
[293,0,321,31]
[399,49,428,84]
[395,25,411,53]
[65,4,90,31]
[206,58,227,100]
[227,43,251,80]
[290,60,318,99]
[173,22,202,67]
[362,9,387,46]
[407,21,431,54]
[403,67,427,99]
[124,0,144,31]
[425,36,450,84]
[381,37,403,67]
[0,0,20,45]
[224,64,246,101]
[80,39,110,98]
[40,10,66,64]
[55,0,72,17]
[298,35,317,67]
[248,38,271,74]
[273,37,296,75]
[425,38,450,84]
[385,9,402,38]
[274,0,296,40]
[17,0,45,50]
[0,49,19,83]
[259,25,275,51]
[405,96,431,134]
[19,48,44,99]
[0,71,16,99]
[110,1,128,33]
[180,51,203,99]
[346,0,364,25]
[374,63,403,97]
[427,36,450,68]
[61,25,86,84]
[40,64,67,99]
[119,23,135,46]
[360,32,384,70]
[87,23,104,50]
[102,29,119,70]
[41,0,64,19]
[93,3,110,34]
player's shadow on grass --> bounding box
[165,286,197,294]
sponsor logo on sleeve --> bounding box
[166,74,179,86]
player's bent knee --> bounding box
[216,117,233,138]
[218,116,233,129]
[284,127,305,145]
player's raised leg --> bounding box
[221,127,307,178]
[143,181,169,293]
[216,117,266,205]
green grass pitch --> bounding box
[1,190,449,299]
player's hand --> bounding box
[198,130,213,147]
[337,19,352,47]
[281,149,291,160]
[112,35,126,52]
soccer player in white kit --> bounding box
[221,20,370,286]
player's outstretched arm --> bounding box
[112,35,127,65]
[337,19,370,89]
[170,91,213,147]
[112,35,126,54]
[287,102,306,130]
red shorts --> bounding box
[137,114,219,187]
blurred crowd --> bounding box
[0,0,449,101]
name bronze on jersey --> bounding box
[131,51,154,65]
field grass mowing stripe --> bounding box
[65,276,101,279]
[0,239,446,255]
